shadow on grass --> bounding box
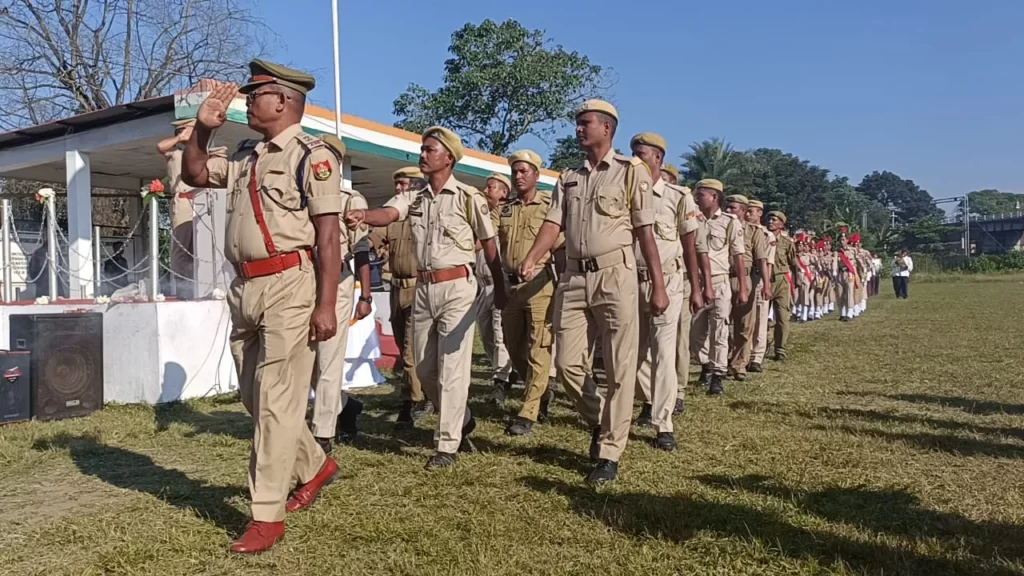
[155,401,252,440]
[522,476,1021,575]
[840,392,1024,416]
[472,437,592,476]
[694,474,1024,566]
[32,433,248,535]
[820,425,1024,459]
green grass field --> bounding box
[1,276,1022,575]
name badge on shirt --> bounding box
[564,181,578,188]
[409,210,423,217]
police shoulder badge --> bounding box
[639,180,650,193]
[500,204,513,218]
[312,160,332,181]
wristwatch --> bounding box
[358,295,373,304]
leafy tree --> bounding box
[547,135,584,172]
[856,171,939,223]
[965,189,1024,216]
[392,19,608,156]
[681,138,743,185]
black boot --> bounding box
[335,398,363,444]
[538,384,555,423]
[673,398,685,415]
[315,436,332,454]
[413,400,434,420]
[589,427,601,462]
[459,408,477,453]
[505,417,534,436]
[395,400,414,430]
[634,403,653,428]
[698,364,712,388]
[491,379,507,405]
[748,362,763,373]
[654,432,677,452]
[586,459,618,484]
[708,374,725,396]
[425,451,457,470]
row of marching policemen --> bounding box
[178,59,878,553]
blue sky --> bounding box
[261,0,1024,200]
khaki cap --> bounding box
[768,210,787,224]
[239,59,317,95]
[422,126,464,162]
[393,166,424,180]
[695,178,724,193]
[487,172,512,191]
[748,199,764,209]
[508,149,543,171]
[576,99,618,121]
[321,134,345,158]
[725,194,749,206]
[630,132,667,154]
[660,164,680,181]
[171,118,195,128]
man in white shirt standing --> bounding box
[892,249,913,299]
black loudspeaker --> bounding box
[9,313,104,421]
[0,351,31,424]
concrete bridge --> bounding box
[942,212,1024,253]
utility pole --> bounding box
[963,193,970,257]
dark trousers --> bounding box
[892,276,909,299]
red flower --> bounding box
[148,179,165,195]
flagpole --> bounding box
[331,0,342,139]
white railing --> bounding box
[942,211,1024,225]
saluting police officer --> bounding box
[182,62,342,554]
[691,180,746,396]
[344,127,506,470]
[499,150,562,436]
[629,133,704,450]
[309,134,372,451]
[724,194,769,381]
[518,100,666,484]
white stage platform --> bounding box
[0,292,393,406]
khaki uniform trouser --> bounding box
[771,275,792,357]
[728,273,757,375]
[636,271,687,433]
[553,249,637,462]
[310,272,355,438]
[798,279,812,309]
[750,280,771,365]
[413,272,478,454]
[170,203,194,298]
[691,275,732,374]
[228,256,325,523]
[502,275,555,422]
[475,280,512,382]
[391,281,422,403]
[839,274,857,313]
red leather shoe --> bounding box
[286,457,339,513]
[230,521,285,554]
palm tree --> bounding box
[682,138,742,185]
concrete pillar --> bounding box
[342,155,353,189]
[65,150,94,298]
[126,188,145,283]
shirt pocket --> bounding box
[654,215,678,241]
[708,225,728,252]
[261,169,302,212]
[595,185,627,218]
[439,213,474,252]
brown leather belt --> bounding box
[236,249,311,280]
[177,192,195,200]
[416,266,470,285]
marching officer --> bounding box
[691,180,745,395]
[629,133,703,450]
[746,199,776,373]
[499,150,561,436]
[182,62,343,553]
[477,173,514,402]
[837,231,861,321]
[374,167,431,429]
[309,134,372,451]
[724,194,769,381]
[344,127,506,470]
[767,211,799,360]
[518,100,666,484]
[659,163,680,185]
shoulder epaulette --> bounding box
[294,131,325,151]
[665,183,690,195]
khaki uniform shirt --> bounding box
[839,247,859,280]
[703,209,745,276]
[204,124,343,264]
[635,180,700,272]
[762,226,777,273]
[774,234,798,275]
[338,190,369,259]
[377,220,418,279]
[741,221,768,273]
[384,175,495,271]
[545,149,655,260]
[498,190,564,273]
[475,206,502,281]
[165,149,197,228]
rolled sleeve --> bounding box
[695,220,709,254]
[729,220,746,256]
[470,193,496,241]
[630,164,656,228]
[303,148,343,216]
[752,228,768,261]
[205,154,229,189]
[347,194,370,250]
[383,191,413,221]
[677,192,700,236]
[545,178,566,227]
